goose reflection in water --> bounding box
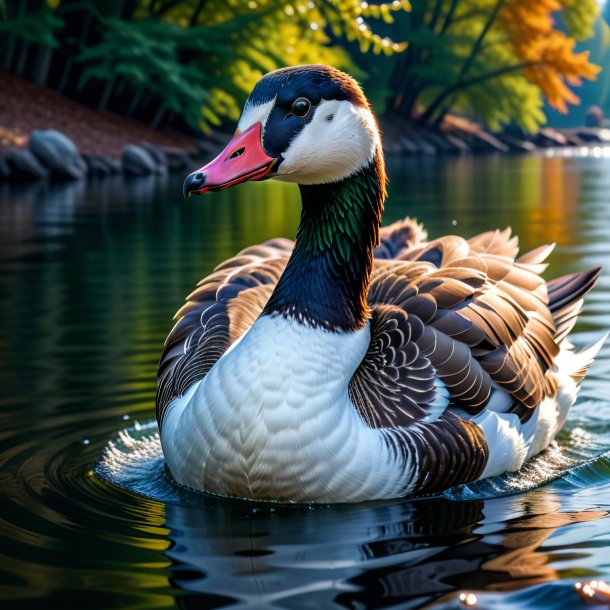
[157,492,606,610]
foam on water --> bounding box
[96,419,610,504]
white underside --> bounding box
[161,315,415,502]
[160,316,604,502]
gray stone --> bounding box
[141,141,167,172]
[122,144,157,176]
[420,129,463,154]
[162,148,192,170]
[576,128,610,143]
[443,133,471,153]
[5,147,49,179]
[0,156,10,179]
[496,133,537,153]
[535,128,567,148]
[468,130,509,153]
[29,129,87,179]
[83,154,111,176]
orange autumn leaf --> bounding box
[499,0,600,113]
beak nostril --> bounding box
[194,172,204,181]
[229,147,245,160]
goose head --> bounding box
[183,64,384,196]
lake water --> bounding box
[1,152,610,609]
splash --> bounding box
[96,420,610,505]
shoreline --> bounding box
[2,71,610,183]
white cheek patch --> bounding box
[237,98,276,136]
[275,100,380,185]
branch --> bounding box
[419,61,537,124]
[439,0,460,34]
[419,0,507,124]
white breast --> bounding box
[160,315,413,502]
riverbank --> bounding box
[0,71,216,181]
[380,114,610,155]
[3,70,610,183]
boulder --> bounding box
[83,154,121,176]
[576,128,610,144]
[585,105,604,128]
[4,147,49,180]
[535,128,567,148]
[496,133,537,153]
[468,130,509,153]
[161,147,193,170]
[0,156,10,179]
[443,133,471,153]
[122,144,157,176]
[141,141,167,171]
[29,129,87,179]
[419,128,464,154]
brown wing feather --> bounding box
[348,304,436,428]
[156,240,291,425]
[352,229,590,429]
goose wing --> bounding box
[156,239,291,424]
[350,228,598,428]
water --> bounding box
[1,152,610,609]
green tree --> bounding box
[385,0,601,132]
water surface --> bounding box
[1,152,610,609]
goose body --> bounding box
[157,65,603,502]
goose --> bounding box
[157,64,604,503]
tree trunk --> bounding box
[98,77,116,111]
[127,90,145,116]
[418,0,506,125]
[151,102,167,130]
[32,44,53,85]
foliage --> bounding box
[499,0,601,114]
[386,0,601,132]
[0,0,409,132]
[0,5,63,47]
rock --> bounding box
[0,156,10,179]
[535,128,567,148]
[29,129,87,179]
[104,157,121,174]
[381,139,402,155]
[122,144,157,176]
[585,105,604,128]
[562,132,586,147]
[419,129,463,154]
[496,133,537,153]
[83,154,121,176]
[4,147,49,180]
[396,135,420,154]
[443,133,471,153]
[402,127,436,154]
[83,154,110,176]
[469,130,509,153]
[576,128,610,144]
[141,141,168,172]
[161,147,193,170]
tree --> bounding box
[0,0,410,132]
[385,0,601,132]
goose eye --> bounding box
[290,97,311,118]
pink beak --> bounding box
[183,123,276,197]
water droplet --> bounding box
[452,219,458,226]
[122,414,130,421]
[83,439,90,445]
